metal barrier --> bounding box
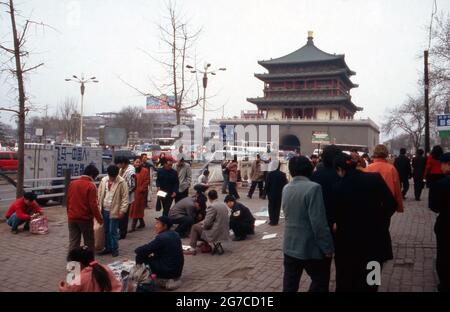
[0,169,107,205]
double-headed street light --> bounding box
[186,63,226,150]
[65,75,99,146]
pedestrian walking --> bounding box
[425,145,445,209]
[97,165,129,257]
[174,157,192,203]
[227,155,239,199]
[333,153,397,292]
[264,160,288,226]
[429,152,450,292]
[140,153,154,207]
[365,144,404,212]
[156,158,179,217]
[221,160,230,194]
[310,145,342,287]
[129,157,150,232]
[66,164,102,254]
[412,149,427,201]
[282,156,334,292]
[115,156,136,239]
[247,154,265,199]
[394,148,412,199]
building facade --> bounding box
[214,32,380,155]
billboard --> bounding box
[99,127,127,146]
[146,94,175,110]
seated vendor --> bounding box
[134,216,184,280]
[5,192,42,234]
[224,194,256,241]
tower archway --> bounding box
[280,134,301,152]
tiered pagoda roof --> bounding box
[247,32,363,113]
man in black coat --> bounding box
[429,152,450,292]
[156,159,179,217]
[264,160,288,225]
[412,149,427,201]
[394,148,412,199]
[333,153,397,292]
[135,216,184,279]
[224,195,255,241]
[311,145,342,229]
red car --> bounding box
[0,151,18,171]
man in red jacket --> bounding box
[5,192,42,234]
[67,164,103,254]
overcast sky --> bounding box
[1,0,449,133]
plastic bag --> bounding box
[30,215,48,235]
[94,220,104,251]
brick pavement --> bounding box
[0,186,439,292]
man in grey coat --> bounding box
[282,156,334,292]
[168,196,201,238]
[174,157,192,203]
[187,190,229,255]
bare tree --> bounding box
[430,13,450,105]
[0,0,48,197]
[382,94,443,151]
[57,98,79,142]
[112,106,146,137]
[123,1,202,125]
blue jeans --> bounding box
[7,213,27,231]
[102,210,120,252]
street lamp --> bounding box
[186,63,226,150]
[65,74,99,146]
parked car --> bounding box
[0,151,18,171]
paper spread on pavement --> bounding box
[107,260,136,281]
[262,233,277,240]
[157,190,167,198]
[255,220,266,227]
[255,208,269,217]
[182,245,192,251]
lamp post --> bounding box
[186,63,226,149]
[65,75,99,146]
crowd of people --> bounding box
[3,143,449,293]
[281,144,449,292]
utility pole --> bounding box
[424,50,430,154]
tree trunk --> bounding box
[9,0,26,198]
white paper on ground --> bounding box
[255,220,266,226]
[255,208,269,217]
[182,245,192,251]
[157,190,167,198]
[262,233,277,240]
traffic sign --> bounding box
[312,131,330,144]
[437,114,450,131]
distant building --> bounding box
[240,110,263,119]
[143,110,195,139]
[214,32,380,154]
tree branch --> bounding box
[22,62,43,73]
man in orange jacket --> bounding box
[67,164,103,254]
[365,144,404,212]
[5,192,42,234]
